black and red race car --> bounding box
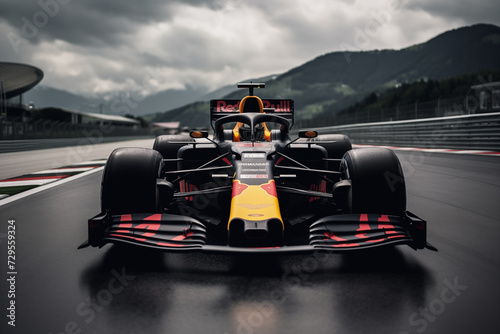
[79,83,436,254]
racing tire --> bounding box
[101,147,163,214]
[341,148,406,215]
[153,134,194,159]
[315,134,352,159]
[314,134,352,170]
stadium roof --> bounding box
[0,62,44,99]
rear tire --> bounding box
[101,147,163,214]
[153,135,194,181]
[303,134,352,170]
[341,148,406,215]
[153,134,194,155]
[315,134,352,159]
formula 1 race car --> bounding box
[79,83,436,254]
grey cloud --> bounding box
[0,0,173,47]
[0,0,248,49]
[1,0,498,97]
[152,25,247,72]
[405,0,500,25]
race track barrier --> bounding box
[311,112,500,151]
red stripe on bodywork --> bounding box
[156,242,184,247]
[355,214,371,237]
[117,217,132,233]
[144,214,162,221]
[324,232,348,242]
[260,180,278,198]
[109,234,145,242]
[172,231,194,241]
[366,237,385,243]
[378,215,390,222]
[331,243,360,248]
[121,214,132,221]
[232,180,249,198]
[179,182,197,201]
[109,233,132,238]
[357,217,384,242]
[387,235,405,239]
[378,215,397,234]
[134,223,161,238]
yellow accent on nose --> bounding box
[228,182,282,229]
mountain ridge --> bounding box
[151,23,500,127]
[24,23,500,128]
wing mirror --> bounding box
[298,130,318,138]
[190,131,209,139]
[286,130,318,147]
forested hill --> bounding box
[151,24,500,128]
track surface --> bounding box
[1,142,499,334]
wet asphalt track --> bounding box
[1,143,499,334]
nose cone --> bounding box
[228,181,283,227]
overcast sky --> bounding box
[1,0,499,98]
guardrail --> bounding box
[0,119,156,153]
[0,119,153,140]
[0,136,155,154]
[311,112,500,151]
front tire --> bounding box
[101,147,163,214]
[341,148,406,215]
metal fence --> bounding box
[295,96,495,129]
[312,112,500,151]
[3,96,499,151]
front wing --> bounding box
[79,211,436,253]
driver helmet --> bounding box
[238,123,265,141]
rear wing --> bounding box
[210,99,294,128]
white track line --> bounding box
[31,167,95,174]
[0,179,59,187]
[0,166,104,207]
[68,160,108,166]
